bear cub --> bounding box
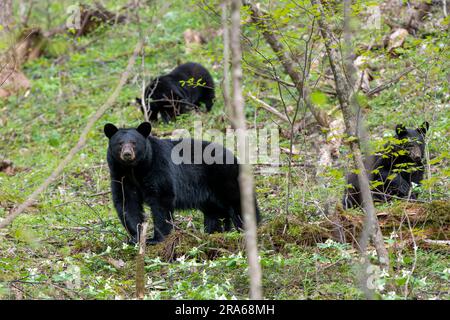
[104,122,260,244]
[136,62,215,123]
[343,122,429,209]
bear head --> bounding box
[394,121,429,163]
[104,122,152,166]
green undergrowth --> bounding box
[0,0,449,299]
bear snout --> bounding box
[120,144,136,161]
[409,145,423,162]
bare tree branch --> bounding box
[247,92,290,123]
[246,2,330,128]
[366,66,415,97]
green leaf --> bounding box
[311,90,328,107]
[387,174,397,181]
[396,277,407,286]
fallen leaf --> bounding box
[0,159,16,176]
[106,257,125,269]
[387,28,409,52]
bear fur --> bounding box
[342,122,429,209]
[136,62,215,123]
[104,122,260,244]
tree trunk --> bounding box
[0,0,14,33]
[312,0,389,272]
[226,0,263,300]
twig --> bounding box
[31,225,91,231]
[170,221,203,242]
[404,210,418,299]
[247,93,290,123]
[422,239,450,246]
[247,67,296,88]
[366,66,415,97]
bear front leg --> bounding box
[204,99,213,112]
[386,173,412,198]
[200,87,215,112]
[204,215,223,233]
[160,109,173,123]
[111,178,144,243]
[146,196,175,244]
[149,110,159,121]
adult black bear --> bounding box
[343,122,429,209]
[104,122,260,244]
[136,62,215,123]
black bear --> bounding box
[136,62,215,123]
[343,122,429,209]
[104,122,260,244]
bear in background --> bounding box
[103,122,260,244]
[136,62,215,123]
[343,122,429,209]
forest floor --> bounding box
[0,0,449,299]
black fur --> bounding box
[343,122,429,209]
[136,62,215,123]
[104,122,260,244]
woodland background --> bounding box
[0,0,449,299]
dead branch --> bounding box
[75,3,127,37]
[136,221,148,299]
[247,93,290,123]
[366,66,415,97]
[422,239,450,246]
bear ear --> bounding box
[417,121,429,136]
[137,122,152,138]
[395,124,407,138]
[104,123,119,139]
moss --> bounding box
[145,230,244,262]
[382,200,450,227]
[259,215,332,249]
[389,204,407,217]
[424,201,450,226]
[143,215,336,262]
[141,200,444,261]
[338,200,450,244]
